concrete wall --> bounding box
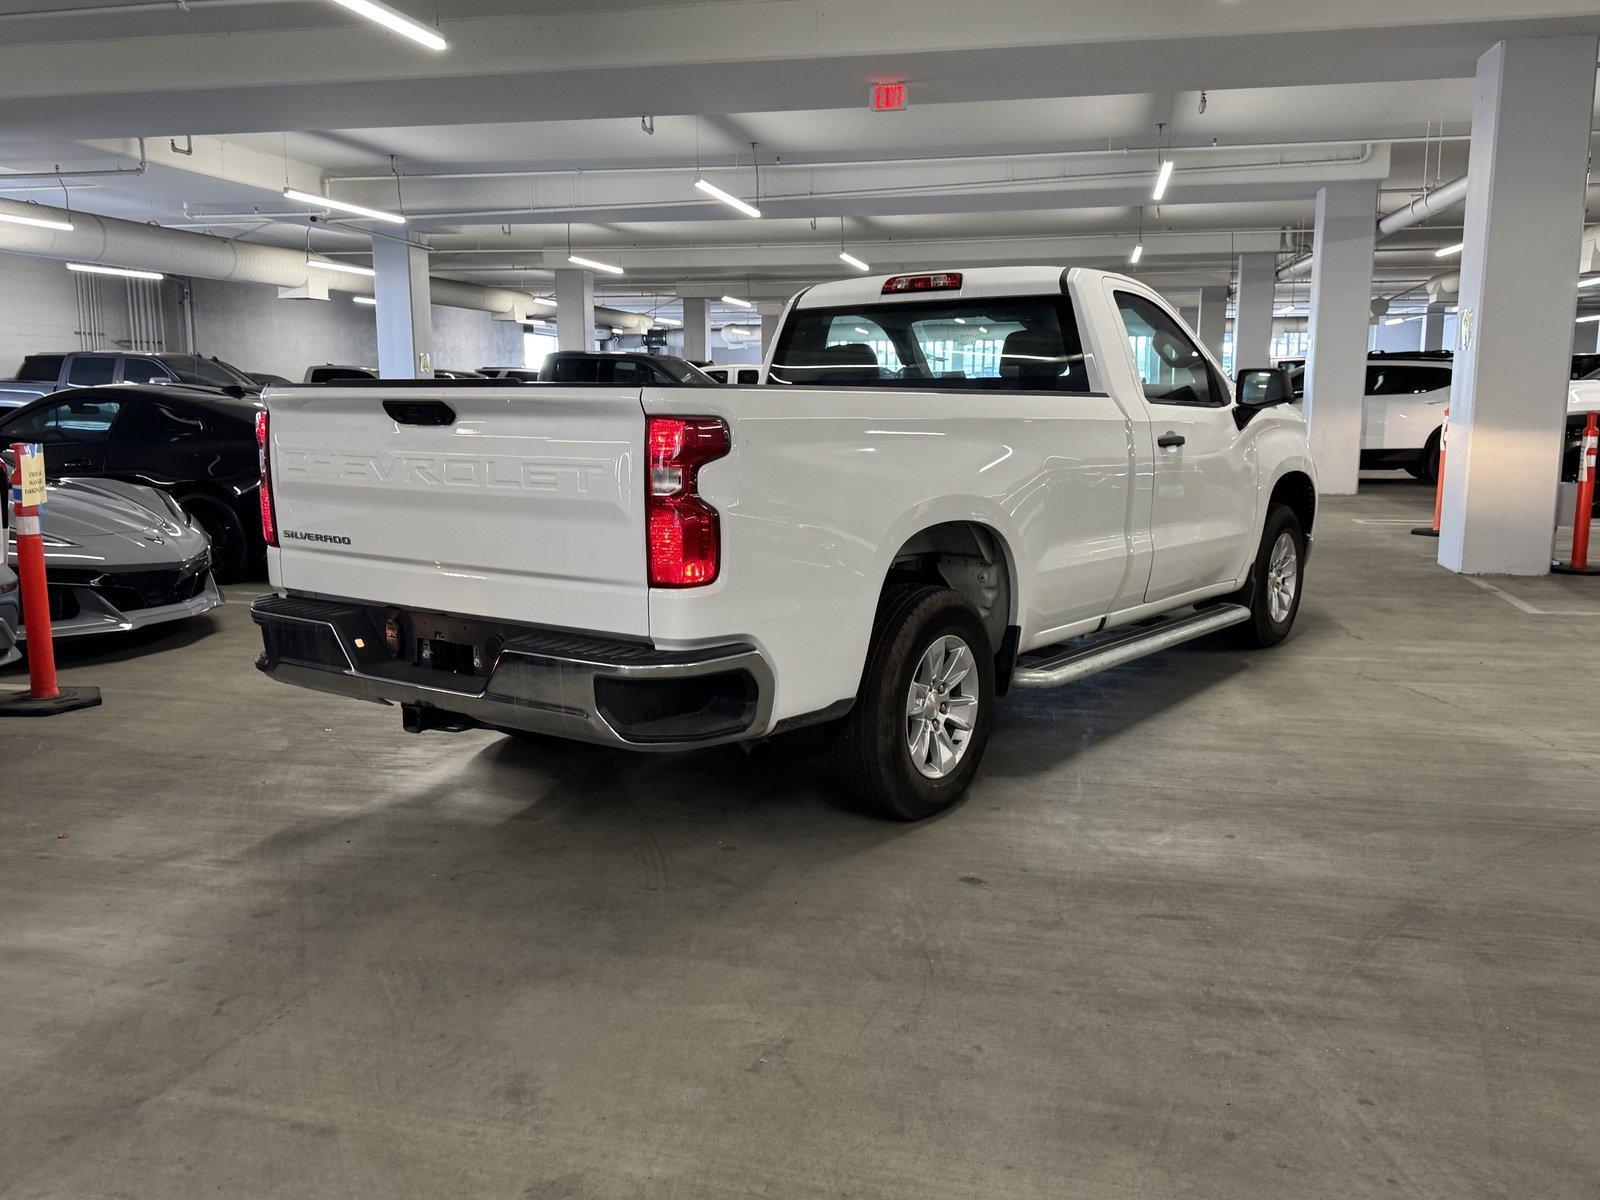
[0,252,132,374]
[188,276,524,380]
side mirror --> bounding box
[1233,367,1294,427]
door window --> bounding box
[1365,365,1451,395]
[121,357,171,384]
[116,399,207,441]
[1114,293,1224,407]
[66,356,117,386]
[2,396,122,444]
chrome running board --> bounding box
[1010,604,1250,690]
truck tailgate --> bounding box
[266,386,648,636]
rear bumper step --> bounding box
[251,593,773,750]
[1010,604,1250,689]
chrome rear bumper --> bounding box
[251,593,773,751]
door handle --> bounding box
[1156,432,1185,449]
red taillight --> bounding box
[646,416,729,587]
[881,271,963,295]
[255,409,278,547]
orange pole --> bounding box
[1430,407,1449,534]
[10,442,59,699]
[1567,412,1598,571]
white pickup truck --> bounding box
[251,267,1317,819]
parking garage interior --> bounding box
[3,2,1600,1196]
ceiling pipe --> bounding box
[0,195,649,332]
[1278,171,1469,280]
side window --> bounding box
[121,358,169,384]
[550,358,599,383]
[4,397,122,444]
[66,356,117,387]
[1364,366,1386,395]
[610,360,651,385]
[738,369,760,385]
[1114,293,1222,407]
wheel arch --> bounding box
[1267,469,1316,538]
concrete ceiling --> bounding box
[0,0,1595,325]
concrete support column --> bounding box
[682,297,712,362]
[554,269,596,352]
[1439,35,1600,575]
[1421,303,1450,352]
[372,237,432,379]
[1304,180,1380,495]
[1233,253,1276,370]
[1195,286,1228,363]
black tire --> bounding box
[825,583,996,821]
[1228,505,1305,649]
[1403,461,1427,481]
[1417,430,1442,485]
[179,494,249,583]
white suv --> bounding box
[1290,352,1452,482]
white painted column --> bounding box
[554,268,596,352]
[1232,252,1276,371]
[372,237,432,379]
[1439,35,1600,576]
[1195,286,1228,363]
[1304,180,1380,495]
[1421,303,1449,352]
[682,297,712,362]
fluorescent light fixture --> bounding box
[1578,314,1600,324]
[352,295,377,305]
[66,262,163,281]
[283,188,406,225]
[838,251,870,272]
[1129,243,1143,264]
[1384,316,1408,326]
[953,317,966,324]
[308,257,375,277]
[721,294,753,308]
[1152,159,1174,201]
[529,296,557,307]
[567,253,624,275]
[1579,276,1600,289]
[694,177,761,219]
[654,317,680,327]
[327,0,447,50]
[1434,242,1464,258]
[0,209,73,232]
[854,326,871,335]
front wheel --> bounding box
[826,584,996,821]
[1228,505,1305,649]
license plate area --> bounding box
[401,610,503,680]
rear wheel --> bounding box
[826,584,996,821]
[178,494,249,583]
[1228,505,1305,649]
[1416,430,1442,485]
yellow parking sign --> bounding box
[16,442,46,508]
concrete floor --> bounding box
[2,479,1598,1199]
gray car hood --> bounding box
[9,478,210,573]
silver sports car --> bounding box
[5,477,220,642]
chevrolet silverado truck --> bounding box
[250,267,1317,820]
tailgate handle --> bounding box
[383,400,456,426]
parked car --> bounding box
[1287,351,1452,481]
[0,462,17,667]
[1570,353,1600,381]
[1,473,219,640]
[251,266,1316,820]
[247,372,292,387]
[537,352,717,385]
[0,352,261,408]
[702,364,763,385]
[303,364,377,384]
[0,384,266,582]
[477,367,541,381]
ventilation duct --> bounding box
[0,196,651,333]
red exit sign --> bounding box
[871,82,907,112]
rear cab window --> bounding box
[16,354,63,382]
[769,295,1090,392]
